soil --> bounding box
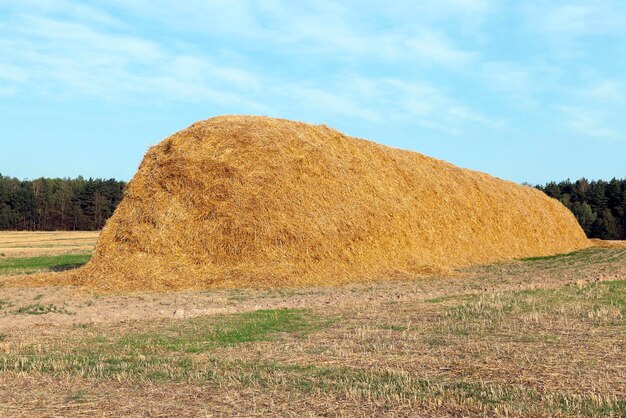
[1,247,624,334]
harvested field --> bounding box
[60,115,588,292]
[0,242,624,417]
[0,231,98,258]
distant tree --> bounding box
[571,201,597,235]
[543,182,561,199]
[537,177,626,240]
[576,178,590,194]
[592,209,618,239]
[0,175,125,231]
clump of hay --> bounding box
[68,116,589,291]
[590,239,626,249]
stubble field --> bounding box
[0,232,624,417]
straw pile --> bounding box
[590,239,626,249]
[69,115,589,291]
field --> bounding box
[0,232,625,416]
[0,231,98,258]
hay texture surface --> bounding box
[72,116,589,291]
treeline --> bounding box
[1,174,625,239]
[537,178,626,240]
[0,175,125,231]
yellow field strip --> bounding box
[0,231,99,257]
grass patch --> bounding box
[438,280,626,339]
[520,247,621,265]
[424,294,474,304]
[0,354,621,416]
[599,280,626,309]
[0,288,624,416]
[15,303,75,316]
[0,309,330,381]
[65,389,87,403]
[118,309,325,353]
[379,324,407,331]
[521,250,587,262]
[0,299,13,310]
[0,253,91,275]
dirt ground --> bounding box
[0,232,622,333]
[0,248,623,333]
[0,234,624,416]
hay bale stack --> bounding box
[73,115,589,291]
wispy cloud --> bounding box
[0,13,264,108]
[342,77,502,133]
[0,1,497,134]
[557,76,626,141]
[522,0,626,59]
[405,32,476,67]
[280,85,381,121]
[525,1,626,35]
[481,62,537,98]
[2,0,620,141]
[79,0,487,66]
[560,106,624,140]
[0,62,28,83]
[581,80,624,103]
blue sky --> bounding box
[1,0,625,184]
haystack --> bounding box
[70,116,589,291]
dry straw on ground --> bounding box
[590,238,626,248]
[0,231,98,257]
[63,115,589,291]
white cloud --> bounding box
[0,0,502,135]
[0,86,16,97]
[378,0,495,29]
[0,63,28,83]
[0,13,264,107]
[259,75,501,133]
[348,78,502,133]
[80,0,486,67]
[536,4,594,34]
[479,61,565,108]
[582,80,624,103]
[555,76,626,141]
[561,106,623,140]
[282,85,381,121]
[482,62,535,95]
[522,0,626,58]
[405,32,476,67]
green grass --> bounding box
[520,249,587,262]
[599,280,626,309]
[432,280,626,348]
[379,323,407,331]
[15,303,75,316]
[1,289,624,416]
[0,354,621,416]
[0,253,91,275]
[520,247,624,266]
[64,389,87,403]
[118,309,326,353]
[0,309,327,380]
[0,299,12,310]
